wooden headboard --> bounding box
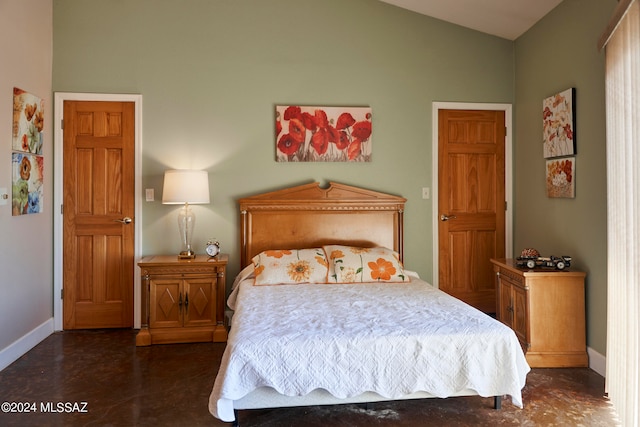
[239,182,407,268]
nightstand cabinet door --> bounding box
[149,278,182,329]
[512,285,528,345]
[183,277,216,327]
[496,269,528,351]
[497,275,514,326]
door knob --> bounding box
[114,217,133,224]
[440,214,457,221]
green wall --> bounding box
[514,0,615,356]
[53,0,514,283]
[53,0,616,358]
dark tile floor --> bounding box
[0,329,619,426]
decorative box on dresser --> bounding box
[136,254,228,346]
[491,258,588,368]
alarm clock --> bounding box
[205,239,220,257]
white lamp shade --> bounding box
[162,170,210,204]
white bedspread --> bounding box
[209,272,530,422]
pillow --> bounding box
[252,248,329,285]
[323,245,408,283]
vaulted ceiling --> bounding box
[378,0,564,40]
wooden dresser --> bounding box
[491,258,588,368]
[136,254,228,346]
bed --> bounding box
[209,181,529,424]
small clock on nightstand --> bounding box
[205,239,220,257]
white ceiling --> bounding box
[378,0,564,40]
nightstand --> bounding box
[136,254,228,346]
[491,258,588,367]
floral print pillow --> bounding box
[252,248,329,285]
[323,245,408,283]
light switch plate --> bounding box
[422,187,430,199]
[145,188,154,202]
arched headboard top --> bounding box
[239,182,406,267]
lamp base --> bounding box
[178,250,196,260]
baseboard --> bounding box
[588,346,606,378]
[0,318,54,371]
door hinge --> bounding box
[61,119,64,130]
[60,288,64,299]
[60,204,64,214]
[505,201,508,210]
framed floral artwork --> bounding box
[546,157,575,198]
[12,152,44,215]
[276,105,372,162]
[543,88,575,158]
[13,87,44,155]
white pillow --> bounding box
[323,245,408,283]
[252,248,329,285]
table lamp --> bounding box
[162,169,210,259]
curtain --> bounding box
[605,1,640,425]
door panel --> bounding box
[149,279,182,329]
[498,278,512,325]
[63,101,135,329]
[184,278,216,327]
[513,285,528,344]
[438,109,505,313]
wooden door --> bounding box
[438,109,505,313]
[63,101,135,329]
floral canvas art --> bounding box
[13,87,44,155]
[542,88,575,158]
[546,157,575,198]
[12,152,44,215]
[276,105,372,162]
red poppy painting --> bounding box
[276,105,372,162]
